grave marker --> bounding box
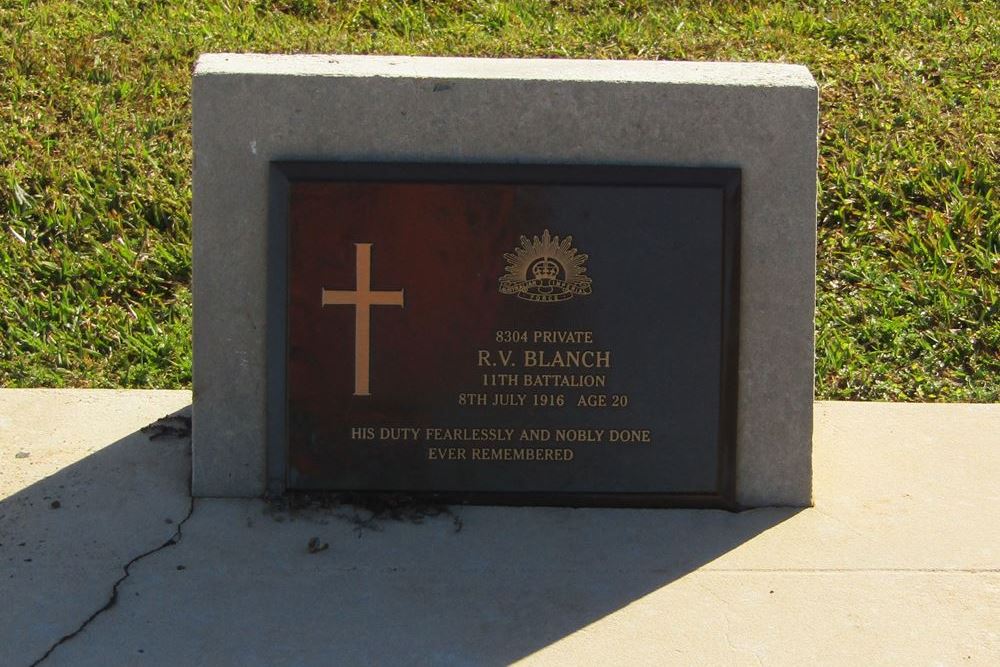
[192,55,818,507]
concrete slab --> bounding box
[1,391,997,666]
[0,390,192,667]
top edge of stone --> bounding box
[194,53,816,88]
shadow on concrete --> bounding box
[205,500,801,665]
[2,406,800,665]
[0,406,192,667]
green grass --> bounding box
[1,0,997,399]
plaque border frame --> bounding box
[267,161,741,509]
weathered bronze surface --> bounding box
[273,163,740,507]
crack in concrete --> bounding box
[28,496,196,666]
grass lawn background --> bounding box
[1,0,997,400]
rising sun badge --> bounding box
[499,229,592,303]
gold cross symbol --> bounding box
[321,243,404,396]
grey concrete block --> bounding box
[192,54,817,505]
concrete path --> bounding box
[1,390,997,666]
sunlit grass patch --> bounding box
[1,0,997,398]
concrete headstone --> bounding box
[192,54,817,507]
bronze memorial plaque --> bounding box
[267,163,740,507]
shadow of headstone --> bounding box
[2,401,799,665]
[0,406,192,667]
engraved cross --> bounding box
[321,243,404,396]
